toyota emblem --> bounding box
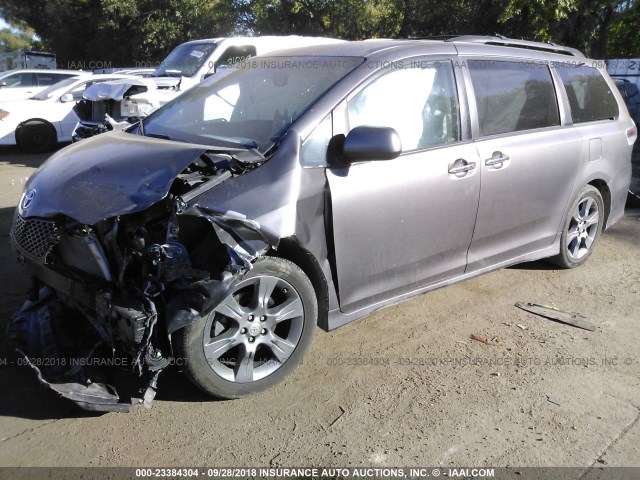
[21,189,36,210]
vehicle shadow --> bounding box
[153,368,218,403]
[0,204,80,419]
[509,206,639,272]
[507,260,557,271]
[604,208,640,246]
[0,145,66,168]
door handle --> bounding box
[448,161,476,175]
[485,151,509,167]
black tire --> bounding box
[175,257,317,399]
[16,120,57,153]
[549,185,604,269]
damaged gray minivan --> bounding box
[9,37,635,411]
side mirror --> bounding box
[0,81,6,88]
[342,126,402,162]
[60,93,74,103]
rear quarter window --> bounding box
[556,65,619,123]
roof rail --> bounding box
[404,35,462,41]
[447,35,585,58]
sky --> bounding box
[0,17,18,33]
[0,16,40,42]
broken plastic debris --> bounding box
[515,302,595,332]
[19,350,131,413]
[546,395,561,406]
[470,333,489,344]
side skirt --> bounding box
[326,240,560,331]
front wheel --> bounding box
[550,185,604,269]
[175,257,317,399]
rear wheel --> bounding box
[16,120,57,153]
[176,257,317,399]
[550,185,604,269]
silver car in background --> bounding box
[8,36,635,411]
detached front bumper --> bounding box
[8,288,133,413]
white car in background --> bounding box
[72,36,345,141]
[0,69,85,102]
[0,74,138,152]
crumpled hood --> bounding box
[20,131,209,225]
[83,78,157,102]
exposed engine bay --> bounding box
[8,147,272,412]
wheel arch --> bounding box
[270,237,330,331]
[15,118,59,145]
[587,179,611,228]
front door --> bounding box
[327,59,481,313]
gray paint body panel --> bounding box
[327,143,481,313]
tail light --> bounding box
[627,126,637,145]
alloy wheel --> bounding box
[202,275,305,383]
[566,196,599,260]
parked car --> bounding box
[614,78,640,124]
[0,69,85,102]
[8,37,634,411]
[0,74,137,152]
[71,36,344,141]
[612,79,640,204]
[112,68,156,77]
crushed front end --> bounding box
[7,134,272,412]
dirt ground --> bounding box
[0,145,639,470]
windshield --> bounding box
[153,42,217,78]
[31,77,80,100]
[142,56,364,151]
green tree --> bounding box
[242,0,640,57]
[607,0,640,57]
[0,0,238,67]
[0,18,41,52]
[499,0,639,57]
[244,0,401,39]
[1,0,639,65]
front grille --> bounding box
[11,214,60,260]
